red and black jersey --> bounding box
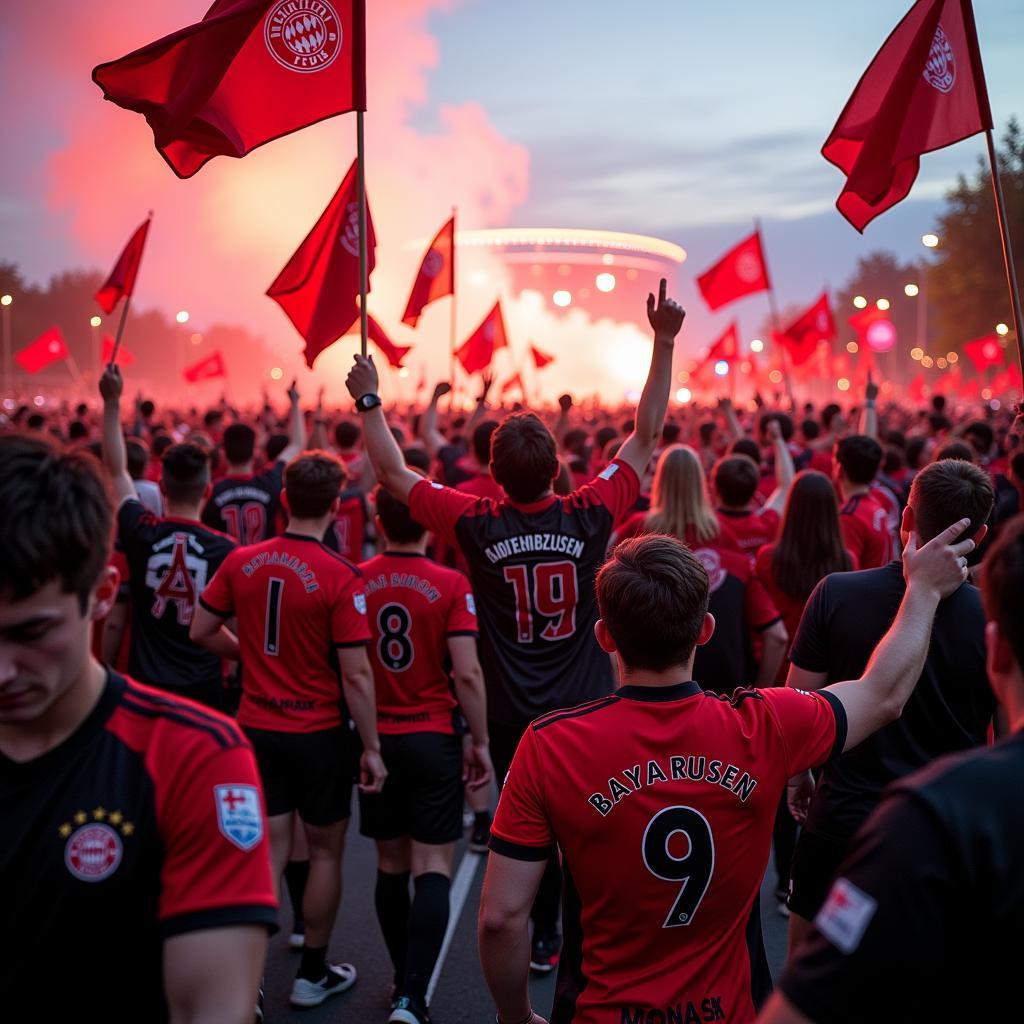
[491,682,847,1024]
[717,507,780,561]
[323,487,369,562]
[839,492,892,570]
[117,499,235,694]
[359,552,477,735]
[201,461,285,543]
[409,460,639,727]
[200,533,370,732]
[0,671,276,1022]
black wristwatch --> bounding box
[354,393,382,413]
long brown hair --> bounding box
[772,470,852,601]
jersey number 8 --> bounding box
[642,806,715,928]
[377,603,414,672]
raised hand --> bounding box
[558,393,573,413]
[432,381,452,403]
[903,518,974,598]
[646,278,685,342]
[479,372,495,402]
[346,353,380,400]
[287,377,300,405]
[866,372,879,403]
[100,364,124,404]
[765,418,782,442]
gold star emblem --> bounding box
[73,811,87,825]
[93,806,106,821]
[109,811,123,826]
[58,823,72,839]
[121,823,135,837]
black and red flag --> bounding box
[402,216,455,327]
[95,216,151,314]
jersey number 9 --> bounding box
[642,806,715,928]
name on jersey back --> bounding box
[484,533,585,564]
[364,571,441,604]
[240,551,319,592]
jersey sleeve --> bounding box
[198,549,237,618]
[789,576,832,672]
[744,573,782,632]
[489,727,555,861]
[573,459,640,524]
[762,686,847,775]
[117,498,152,552]
[408,478,481,547]
[445,574,478,637]
[331,572,372,648]
[157,740,277,936]
[779,793,956,1023]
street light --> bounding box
[176,310,190,324]
[1,295,12,307]
[1,294,11,396]
[750,338,764,353]
[876,298,891,311]
[996,322,1009,336]
[904,283,919,297]
[922,233,939,248]
[853,295,867,309]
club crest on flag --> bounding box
[340,202,361,256]
[924,24,955,92]
[215,785,263,852]
[265,0,343,73]
[735,252,761,283]
[422,250,443,278]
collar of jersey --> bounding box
[382,551,424,558]
[616,680,704,703]
[506,494,558,513]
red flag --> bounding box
[935,363,962,396]
[15,328,69,374]
[703,322,741,366]
[402,216,454,327]
[848,304,888,339]
[93,0,366,179]
[696,231,770,311]
[267,159,375,369]
[95,217,151,313]
[777,293,836,366]
[455,302,507,375]
[963,334,1003,373]
[101,335,135,366]
[908,372,927,402]
[500,372,525,398]
[960,374,982,399]
[823,0,992,231]
[183,350,227,382]
[530,344,555,369]
[348,315,411,369]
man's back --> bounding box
[202,461,285,543]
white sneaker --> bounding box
[289,962,357,1008]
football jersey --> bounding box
[323,487,369,562]
[359,552,477,735]
[838,492,891,569]
[117,500,235,693]
[201,461,285,543]
[0,671,276,1022]
[200,533,370,732]
[408,460,639,727]
[717,508,780,560]
[491,683,846,1024]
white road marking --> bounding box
[426,850,484,1004]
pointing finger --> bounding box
[933,517,971,547]
[659,278,667,307]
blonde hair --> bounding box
[644,445,720,544]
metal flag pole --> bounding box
[357,112,369,358]
[109,210,152,366]
[449,206,458,412]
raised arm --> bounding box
[616,278,685,479]
[99,365,137,504]
[763,418,796,514]
[419,382,451,458]
[465,372,495,434]
[720,397,745,442]
[276,379,306,464]
[309,388,330,450]
[858,374,879,439]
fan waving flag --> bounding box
[696,231,770,311]
[402,216,454,327]
[823,0,992,231]
[530,344,554,369]
[183,350,227,382]
[267,159,375,368]
[455,302,507,375]
[16,328,69,374]
[92,0,366,179]
[776,293,836,366]
[102,335,135,366]
[95,216,151,314]
[348,315,411,368]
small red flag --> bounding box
[267,159,375,369]
[500,372,524,398]
[908,372,927,402]
[15,328,69,374]
[348,315,411,369]
[183,350,227,382]
[101,335,135,366]
[530,344,555,369]
[963,334,1003,373]
[93,0,367,179]
[696,231,770,311]
[95,217,151,314]
[776,293,836,366]
[823,0,992,231]
[455,302,508,375]
[402,216,455,327]
[703,322,741,366]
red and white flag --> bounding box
[455,302,507,375]
[402,216,455,327]
[15,328,69,374]
[95,216,151,314]
[696,231,770,311]
[183,350,227,382]
[776,293,836,366]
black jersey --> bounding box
[409,460,638,727]
[779,731,1024,1023]
[201,461,285,543]
[118,499,235,694]
[0,671,276,1022]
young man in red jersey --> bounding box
[359,487,492,1024]
[0,434,275,1023]
[478,522,974,1024]
[832,435,891,569]
[191,451,386,1010]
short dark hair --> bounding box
[161,443,211,504]
[594,426,618,453]
[284,451,344,518]
[981,515,1024,672]
[821,403,841,429]
[698,421,717,446]
[152,432,174,459]
[963,420,994,454]
[27,412,45,430]
[598,535,710,672]
[139,399,155,419]
[223,423,256,464]
[905,436,928,471]
[931,394,947,413]
[935,441,975,463]
[800,419,821,441]
[490,413,558,503]
[403,446,432,473]
[713,455,760,506]
[563,428,588,457]
[661,420,681,446]
[835,435,883,484]
[730,438,761,463]
[472,420,499,466]
[909,459,994,543]
[0,434,113,612]
[334,420,361,449]
[375,485,426,544]
[761,412,793,442]
[125,438,149,480]
[68,420,89,441]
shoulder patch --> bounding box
[815,877,877,954]
[598,463,619,481]
[466,593,476,616]
[214,785,264,852]
[353,592,367,615]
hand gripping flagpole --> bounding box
[109,210,153,367]
[357,113,368,359]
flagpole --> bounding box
[449,206,457,412]
[984,128,1024,370]
[754,217,796,407]
[357,111,368,359]
[109,295,132,366]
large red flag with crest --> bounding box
[267,159,375,368]
[183,350,227,382]
[963,334,1003,373]
[696,231,770,311]
[93,0,366,179]
[823,0,992,231]
[402,216,454,327]
[16,328,69,374]
[95,217,151,313]
[776,293,836,366]
[455,302,507,375]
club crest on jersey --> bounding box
[693,547,727,593]
[265,0,342,73]
[923,24,956,93]
[215,785,264,852]
[815,877,877,954]
[65,824,123,882]
[354,593,367,615]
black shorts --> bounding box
[243,725,353,826]
[787,827,851,921]
[359,732,463,845]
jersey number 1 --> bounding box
[503,560,578,643]
[642,806,715,928]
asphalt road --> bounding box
[262,820,792,1023]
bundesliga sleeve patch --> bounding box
[598,463,619,481]
[466,594,476,616]
[814,877,877,954]
[214,785,264,852]
[354,593,367,615]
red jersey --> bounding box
[456,471,504,503]
[614,512,744,555]
[839,492,892,569]
[870,480,901,552]
[716,507,780,560]
[359,552,478,735]
[323,488,369,562]
[200,533,370,732]
[492,683,846,1024]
